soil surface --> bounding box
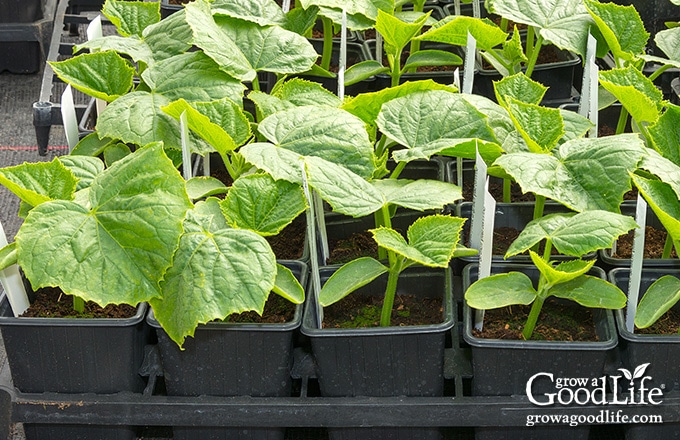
[267,215,306,260]
[21,286,137,319]
[611,226,678,259]
[326,230,378,265]
[323,293,444,328]
[473,299,599,341]
[637,308,680,335]
[223,293,296,323]
[461,178,534,202]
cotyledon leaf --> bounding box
[635,275,680,329]
[465,272,537,309]
[319,257,388,307]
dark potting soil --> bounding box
[223,293,296,323]
[472,299,599,341]
[637,308,680,335]
[612,225,678,259]
[323,293,444,328]
[462,178,534,202]
[21,286,137,319]
[267,215,306,260]
[481,43,563,70]
[326,230,378,265]
[463,225,559,257]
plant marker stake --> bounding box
[281,0,291,13]
[472,0,481,18]
[338,9,347,100]
[472,146,495,331]
[314,191,329,263]
[453,0,461,16]
[87,16,107,118]
[179,111,192,181]
[626,193,647,333]
[61,85,79,153]
[376,33,383,71]
[301,165,323,328]
[578,33,596,119]
[0,221,29,317]
[203,155,211,177]
[462,32,476,95]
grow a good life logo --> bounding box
[524,363,665,427]
[526,363,664,407]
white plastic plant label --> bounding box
[302,165,324,328]
[473,148,495,331]
[463,32,476,95]
[626,193,647,333]
[281,0,291,13]
[0,221,29,317]
[61,85,79,153]
[86,16,107,117]
[179,111,192,180]
[338,9,347,100]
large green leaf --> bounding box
[549,275,627,309]
[16,144,192,307]
[376,9,428,52]
[319,257,388,307]
[486,0,592,56]
[75,36,154,66]
[152,202,277,347]
[638,148,680,199]
[0,159,77,207]
[506,211,637,258]
[376,90,497,157]
[635,275,680,329]
[185,176,229,200]
[239,142,305,183]
[49,51,135,102]
[142,51,246,103]
[418,15,507,51]
[212,0,286,26]
[215,16,317,75]
[220,174,306,236]
[494,73,547,106]
[96,91,173,144]
[102,0,160,37]
[58,156,105,191]
[300,0,393,21]
[505,97,564,153]
[465,272,537,309]
[142,8,193,62]
[257,105,376,179]
[531,255,596,287]
[372,179,462,211]
[584,0,648,61]
[654,27,680,62]
[599,66,664,124]
[459,93,520,153]
[559,108,595,143]
[632,174,680,251]
[184,0,256,81]
[273,78,342,108]
[372,215,467,267]
[649,104,680,167]
[495,134,646,212]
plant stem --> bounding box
[615,106,630,135]
[376,135,388,159]
[648,64,672,82]
[543,238,553,261]
[391,50,402,87]
[525,26,535,63]
[251,75,261,92]
[522,295,545,340]
[663,234,674,259]
[389,161,407,179]
[380,257,403,327]
[503,178,511,203]
[533,194,545,220]
[73,296,85,314]
[321,17,333,71]
[499,17,509,32]
[379,204,394,264]
[524,33,544,78]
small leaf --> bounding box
[584,0,648,61]
[0,159,77,206]
[71,133,117,157]
[376,8,428,51]
[618,368,633,381]
[494,73,547,106]
[465,272,537,309]
[0,243,17,272]
[240,142,304,184]
[319,257,388,307]
[186,176,229,200]
[599,66,664,124]
[274,78,342,108]
[504,97,564,153]
[272,263,305,304]
[632,174,680,253]
[58,156,105,192]
[635,275,680,329]
[549,275,627,309]
[211,0,286,26]
[372,179,462,211]
[418,15,508,51]
[345,60,390,86]
[103,143,132,166]
[530,253,596,287]
[142,8,193,62]
[402,49,463,71]
[648,103,680,167]
[103,0,160,37]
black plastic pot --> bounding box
[559,101,632,136]
[301,40,376,95]
[463,264,618,440]
[0,293,151,440]
[0,0,56,73]
[301,265,455,440]
[148,260,307,440]
[610,268,680,440]
[610,0,680,57]
[441,1,486,18]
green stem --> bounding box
[321,17,333,71]
[380,257,404,327]
[533,194,545,221]
[648,63,672,82]
[389,161,407,179]
[525,26,535,63]
[220,152,238,180]
[379,204,394,263]
[615,106,630,135]
[503,178,511,203]
[499,17,509,32]
[375,135,388,159]
[524,33,544,78]
[73,296,85,314]
[485,48,513,74]
[522,296,545,340]
[663,234,674,259]
[391,50,402,87]
[543,238,553,261]
[251,75,261,92]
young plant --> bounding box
[465,210,636,339]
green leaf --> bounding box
[186,176,229,200]
[317,6,375,30]
[638,148,680,199]
[0,243,17,272]
[649,103,680,167]
[465,272,537,309]
[531,254,596,287]
[240,142,305,183]
[494,73,547,106]
[486,0,592,57]
[58,156,105,191]
[599,66,664,124]
[654,27,680,62]
[103,143,132,166]
[377,9,429,53]
[372,179,462,211]
[272,263,305,304]
[495,134,646,212]
[75,35,154,65]
[505,97,564,153]
[372,215,466,267]
[377,90,497,156]
[102,0,160,37]
[212,0,286,26]
[459,93,519,153]
[391,139,503,164]
[301,0,394,21]
[319,257,388,307]
[184,0,256,81]
[549,275,627,309]
[0,159,77,206]
[306,156,385,217]
[635,275,680,329]
[402,49,463,71]
[220,174,306,236]
[257,105,376,179]
[142,51,246,103]
[560,108,595,143]
[506,211,637,258]
[418,15,508,51]
[273,78,342,108]
[49,51,135,102]
[215,16,318,75]
[632,174,680,251]
[345,60,390,86]
[142,8,193,62]
[342,79,457,125]
[16,144,192,307]
[96,91,174,145]
[151,203,276,347]
[248,91,296,120]
[584,0,648,61]
[284,5,319,35]
[71,133,117,157]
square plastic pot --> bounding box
[301,265,455,440]
[0,293,151,440]
[301,41,376,95]
[462,264,619,440]
[147,260,307,440]
[0,0,56,73]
